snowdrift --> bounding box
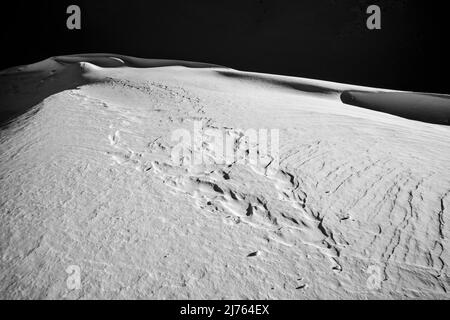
[0,54,449,299]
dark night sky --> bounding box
[0,0,448,93]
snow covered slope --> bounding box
[1,55,450,299]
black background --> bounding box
[0,0,448,93]
[0,299,442,319]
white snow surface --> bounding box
[1,61,450,299]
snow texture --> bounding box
[1,55,450,299]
